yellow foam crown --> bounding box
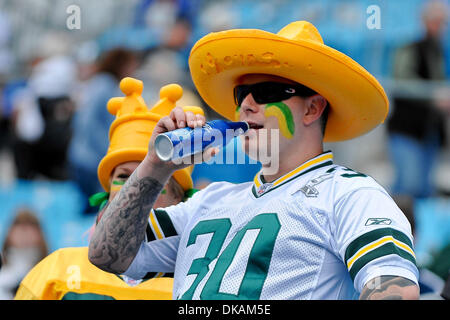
[97,77,203,191]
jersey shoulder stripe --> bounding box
[143,209,177,280]
[147,209,178,241]
[154,209,177,237]
[146,223,156,242]
[345,227,416,280]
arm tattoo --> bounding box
[88,169,164,274]
[360,276,419,300]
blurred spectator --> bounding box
[0,11,14,82]
[0,92,11,153]
[68,48,140,214]
[135,0,178,33]
[387,0,449,198]
[198,1,237,33]
[137,16,196,107]
[0,11,14,154]
[164,15,193,64]
[0,80,27,154]
[11,55,77,180]
[426,243,450,282]
[0,208,48,299]
[134,0,197,33]
[13,77,196,300]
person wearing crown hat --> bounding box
[94,77,202,213]
[90,21,419,300]
[14,78,204,300]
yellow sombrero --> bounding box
[189,21,389,142]
[97,77,203,191]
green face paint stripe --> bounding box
[235,105,241,120]
[161,189,167,194]
[265,102,295,136]
[112,180,126,185]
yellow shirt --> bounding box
[14,247,173,300]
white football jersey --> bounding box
[124,151,419,299]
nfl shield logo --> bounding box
[257,183,272,195]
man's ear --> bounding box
[303,95,328,126]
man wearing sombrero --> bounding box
[90,21,419,300]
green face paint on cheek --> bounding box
[264,102,295,139]
[111,179,126,192]
[235,105,241,121]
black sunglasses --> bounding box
[233,81,317,106]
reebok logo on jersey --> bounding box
[365,218,392,226]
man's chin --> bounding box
[240,131,280,174]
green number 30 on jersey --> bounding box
[180,213,281,300]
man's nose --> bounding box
[241,94,261,114]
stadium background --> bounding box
[0,0,449,298]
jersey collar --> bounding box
[252,151,334,197]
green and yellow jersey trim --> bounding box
[252,151,334,197]
[345,227,416,281]
[147,209,178,240]
[142,209,178,280]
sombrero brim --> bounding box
[189,29,389,142]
